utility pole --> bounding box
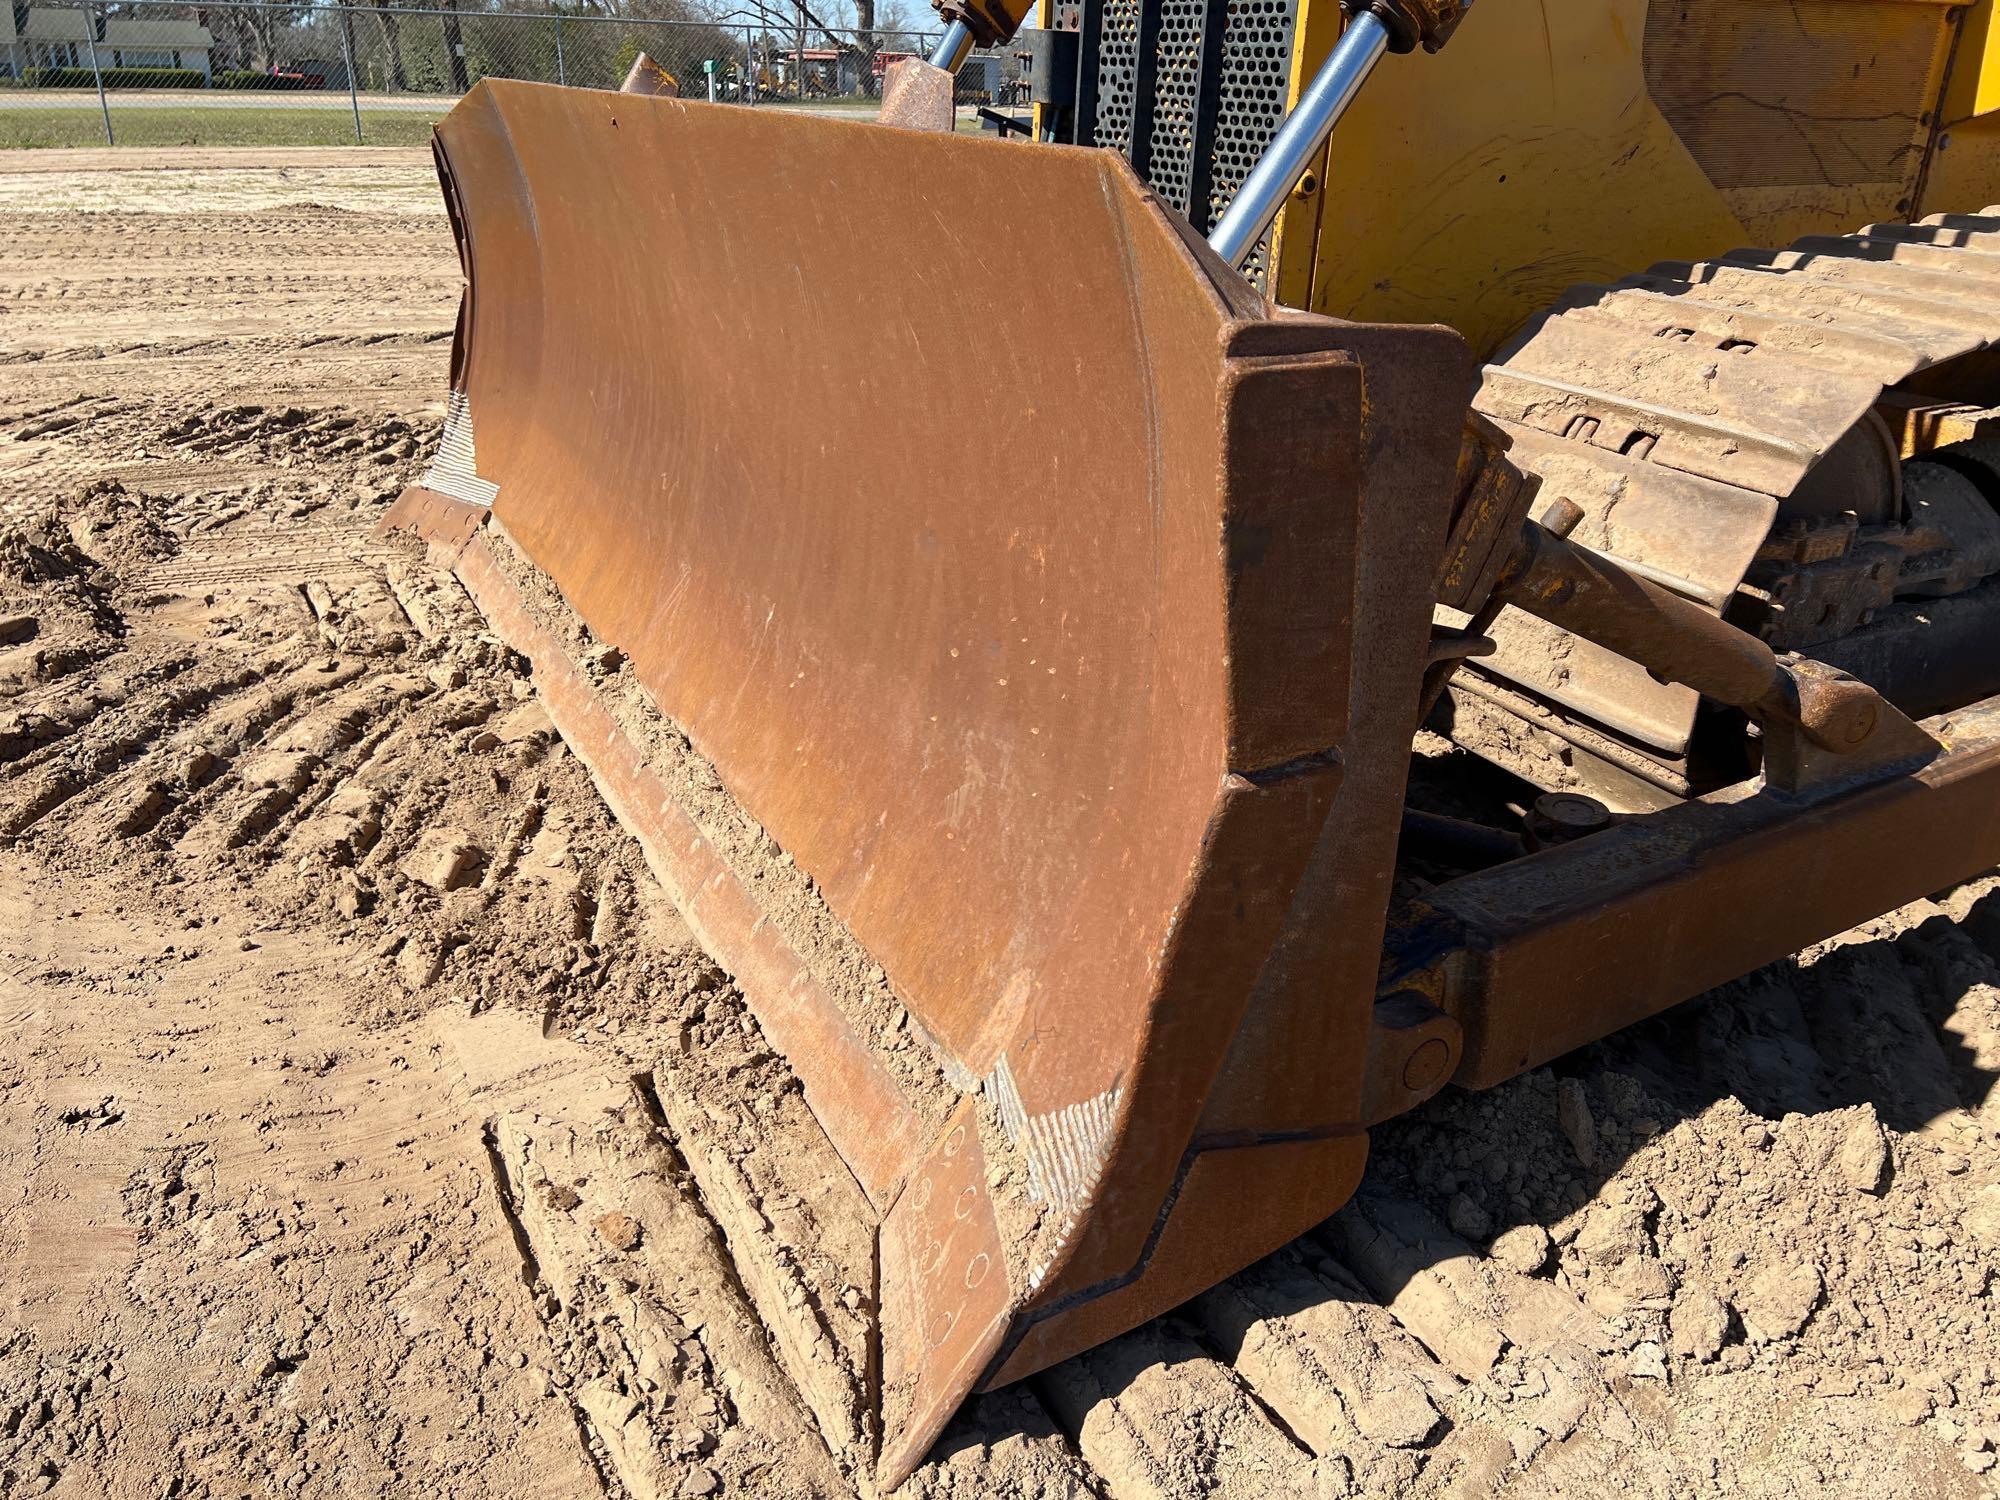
[337,2,362,142]
[82,1,113,146]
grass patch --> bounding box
[0,106,444,149]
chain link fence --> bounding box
[0,0,1032,147]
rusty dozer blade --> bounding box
[390,80,1472,1484]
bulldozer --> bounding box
[386,0,2000,1482]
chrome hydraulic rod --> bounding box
[929,19,975,70]
[1206,8,1390,269]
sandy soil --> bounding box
[0,149,443,215]
[0,149,1997,1500]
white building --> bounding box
[7,7,90,75]
[104,15,214,76]
[3,7,213,81]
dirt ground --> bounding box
[1,147,1997,1500]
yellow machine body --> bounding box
[1259,0,2000,353]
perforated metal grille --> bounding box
[1094,0,1144,155]
[1208,0,1297,284]
[1086,0,1298,284]
[1148,0,1210,208]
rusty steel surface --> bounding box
[410,81,1471,1481]
[378,485,485,557]
[460,522,930,1207]
[1389,693,2000,1090]
[1494,519,1801,725]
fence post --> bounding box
[80,0,113,146]
[337,4,363,144]
[554,17,566,87]
[745,27,755,106]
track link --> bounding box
[1467,209,2000,805]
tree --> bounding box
[370,0,408,90]
[852,0,878,92]
[440,0,470,91]
[195,0,309,72]
[874,0,917,37]
[332,1,361,86]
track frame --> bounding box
[1388,692,2000,1088]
